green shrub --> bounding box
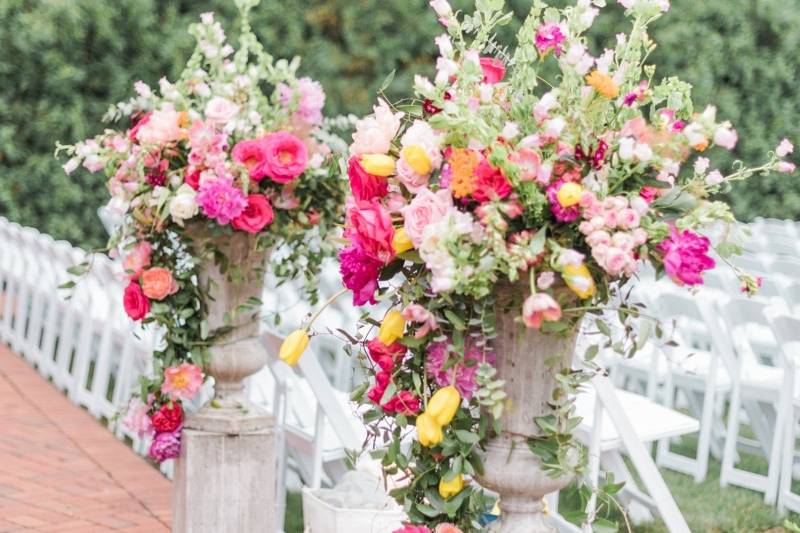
[1,0,797,248]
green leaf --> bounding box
[379,69,396,92]
[444,309,466,331]
[454,430,481,445]
[379,381,397,405]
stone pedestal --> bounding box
[475,283,577,533]
[173,228,276,533]
[172,427,276,533]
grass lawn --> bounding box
[284,436,798,532]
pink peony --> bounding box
[231,194,274,233]
[472,159,511,203]
[122,397,153,439]
[196,178,247,224]
[393,525,432,533]
[522,293,562,329]
[278,77,326,126]
[261,132,308,183]
[148,427,182,462]
[479,57,505,84]
[426,341,495,400]
[547,180,581,222]
[123,241,152,280]
[349,157,388,201]
[339,245,382,306]
[232,139,270,181]
[161,363,203,401]
[400,188,452,248]
[657,226,716,286]
[535,22,566,55]
[346,200,396,264]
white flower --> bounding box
[556,249,585,268]
[694,157,710,175]
[479,83,494,103]
[633,143,653,162]
[62,158,80,175]
[169,184,199,225]
[134,81,152,98]
[429,0,452,17]
[435,57,458,85]
[501,122,519,140]
[565,44,595,75]
[705,170,724,186]
[434,34,453,57]
[595,49,615,75]
[776,138,794,158]
[204,96,239,126]
[713,123,738,150]
[683,123,706,147]
[618,137,635,161]
[200,12,214,24]
[544,117,566,138]
[533,90,559,122]
[414,75,435,95]
[350,99,404,156]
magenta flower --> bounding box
[547,179,581,222]
[339,245,382,306]
[657,226,716,286]
[535,23,565,55]
[425,340,495,400]
[196,177,247,225]
[148,426,182,462]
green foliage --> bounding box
[1,0,798,248]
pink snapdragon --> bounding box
[402,303,438,338]
[204,96,239,126]
[196,178,247,224]
[425,341,495,400]
[657,226,715,286]
[278,77,326,126]
[535,23,566,55]
[187,120,228,167]
[713,124,738,150]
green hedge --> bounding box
[1,0,797,248]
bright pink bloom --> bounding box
[472,159,511,203]
[639,186,659,203]
[151,402,183,433]
[393,525,432,533]
[547,180,580,222]
[231,194,274,233]
[535,23,565,55]
[123,281,150,321]
[426,341,495,400]
[261,132,308,183]
[161,363,203,401]
[479,57,506,84]
[434,525,464,533]
[346,200,396,263]
[148,427,182,462]
[349,157,388,201]
[278,77,326,126]
[367,338,407,372]
[383,390,421,416]
[123,241,152,280]
[232,139,270,181]
[339,245,382,306]
[523,293,562,329]
[657,226,716,286]
[197,178,247,224]
[401,188,452,248]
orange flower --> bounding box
[586,71,619,99]
[435,524,464,533]
[448,148,479,198]
[141,267,179,301]
[693,139,709,152]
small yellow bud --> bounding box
[378,310,406,345]
[562,263,596,300]
[401,144,432,175]
[556,182,583,208]
[427,386,461,426]
[279,329,309,367]
[392,227,414,254]
[438,473,464,499]
[416,412,444,447]
[360,154,396,177]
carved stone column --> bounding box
[173,229,275,533]
[476,283,576,532]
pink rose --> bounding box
[618,208,640,229]
[339,245,382,306]
[586,230,611,248]
[136,108,183,145]
[232,139,269,181]
[204,96,239,126]
[393,525,432,533]
[382,390,421,416]
[396,159,430,193]
[479,57,505,84]
[231,194,274,233]
[603,247,630,277]
[123,281,150,321]
[141,267,179,301]
[385,192,408,213]
[349,157,388,201]
[346,200,396,263]
[123,241,152,280]
[400,188,453,248]
[261,131,308,183]
[367,338,407,372]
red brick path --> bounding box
[0,344,171,532]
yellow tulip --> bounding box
[401,144,432,175]
[392,227,414,254]
[562,263,596,300]
[279,329,309,367]
[427,386,461,426]
[556,182,583,208]
[378,310,405,345]
[360,154,396,177]
[416,412,444,447]
[438,473,464,499]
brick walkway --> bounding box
[0,344,171,532]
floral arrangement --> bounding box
[335,0,795,530]
[58,0,345,463]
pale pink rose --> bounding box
[122,397,153,439]
[401,188,453,247]
[618,208,640,229]
[396,159,430,193]
[714,125,738,150]
[591,244,609,263]
[523,293,562,329]
[578,221,594,235]
[590,216,606,232]
[537,271,555,290]
[694,157,710,174]
[603,210,620,229]
[586,230,611,248]
[350,99,404,156]
[123,241,152,280]
[385,192,408,213]
[776,139,794,158]
[136,108,183,145]
[778,161,796,173]
[510,149,541,181]
[611,232,635,250]
[630,196,649,216]
[402,303,438,339]
[204,96,239,125]
[632,228,648,246]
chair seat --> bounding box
[575,388,700,452]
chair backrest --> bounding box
[764,310,800,375]
[770,260,800,281]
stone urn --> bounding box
[183,226,272,433]
[475,283,577,532]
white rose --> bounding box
[169,184,199,224]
